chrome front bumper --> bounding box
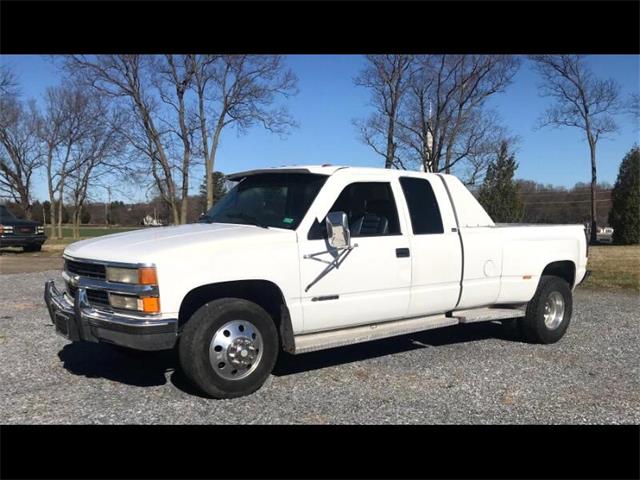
[44,280,178,351]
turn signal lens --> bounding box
[141,297,160,313]
[138,267,158,285]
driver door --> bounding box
[298,180,411,333]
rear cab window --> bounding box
[399,177,444,235]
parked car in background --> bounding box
[596,227,614,244]
[0,205,47,252]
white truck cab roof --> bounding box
[227,164,494,227]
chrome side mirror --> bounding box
[325,211,351,250]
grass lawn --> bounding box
[582,245,640,293]
[45,225,139,240]
[1,226,143,256]
[42,226,140,247]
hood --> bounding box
[64,223,296,264]
[0,217,40,227]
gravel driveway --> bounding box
[1,270,638,424]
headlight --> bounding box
[36,226,44,234]
[106,266,158,285]
[109,293,160,313]
[0,225,14,234]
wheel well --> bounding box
[178,280,286,329]
[541,261,575,287]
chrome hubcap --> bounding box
[209,320,263,381]
[543,291,565,330]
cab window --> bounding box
[308,182,401,239]
[399,177,444,235]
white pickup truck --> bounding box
[45,165,589,398]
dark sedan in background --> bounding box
[0,205,46,252]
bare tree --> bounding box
[0,65,19,96]
[152,55,198,223]
[354,55,414,168]
[64,55,298,218]
[354,55,519,177]
[63,55,184,224]
[0,95,43,218]
[193,55,298,209]
[41,83,104,238]
[66,106,125,238]
[530,55,623,243]
[192,54,218,211]
[397,55,520,174]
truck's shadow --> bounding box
[58,342,177,388]
[57,321,521,397]
[272,321,518,376]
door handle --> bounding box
[396,248,410,258]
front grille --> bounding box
[16,225,34,234]
[66,284,110,308]
[87,289,110,306]
[65,259,106,279]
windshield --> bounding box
[0,205,16,220]
[201,173,328,229]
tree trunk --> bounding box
[207,117,225,207]
[21,196,32,220]
[48,196,57,240]
[47,153,58,240]
[73,206,81,239]
[589,141,598,245]
[385,114,395,169]
[444,143,453,173]
[57,194,64,239]
[196,81,212,211]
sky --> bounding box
[1,54,639,203]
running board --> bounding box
[293,314,458,354]
[453,306,525,324]
[292,306,526,354]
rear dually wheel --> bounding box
[521,275,573,344]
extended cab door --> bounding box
[297,176,411,333]
[398,176,462,316]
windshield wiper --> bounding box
[224,213,270,229]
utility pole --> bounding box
[423,99,434,173]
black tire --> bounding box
[521,275,573,344]
[23,244,42,252]
[178,298,279,399]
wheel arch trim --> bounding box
[177,279,294,352]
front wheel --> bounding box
[520,275,573,344]
[178,298,279,398]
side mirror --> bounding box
[325,211,351,249]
